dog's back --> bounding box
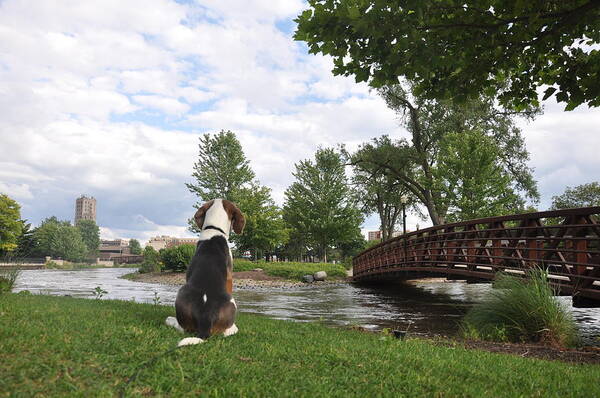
[175,235,236,339]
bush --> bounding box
[160,244,196,272]
[233,259,347,280]
[139,246,162,274]
[0,268,20,294]
[461,268,578,347]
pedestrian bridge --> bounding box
[353,207,600,307]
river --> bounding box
[12,267,600,343]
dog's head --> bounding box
[193,199,245,235]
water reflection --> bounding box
[12,268,600,343]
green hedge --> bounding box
[160,244,196,272]
[233,259,347,280]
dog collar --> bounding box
[202,225,227,235]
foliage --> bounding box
[186,129,255,205]
[350,145,421,240]
[76,219,100,257]
[139,245,162,274]
[233,258,347,280]
[14,220,34,257]
[160,244,196,272]
[551,182,600,209]
[351,84,538,225]
[436,130,525,222]
[92,286,108,300]
[2,294,599,397]
[0,268,20,294]
[129,239,142,255]
[0,194,22,255]
[284,148,363,262]
[32,217,88,262]
[461,269,578,348]
[233,183,288,260]
[295,1,600,110]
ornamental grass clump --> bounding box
[0,268,20,294]
[461,268,578,348]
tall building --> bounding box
[75,195,96,224]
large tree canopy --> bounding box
[284,148,363,262]
[351,84,538,225]
[295,0,600,110]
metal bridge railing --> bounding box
[353,207,600,306]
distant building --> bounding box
[147,236,199,251]
[99,239,131,259]
[368,231,382,241]
[75,195,96,224]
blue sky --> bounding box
[1,0,599,244]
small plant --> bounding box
[152,292,161,306]
[92,286,108,300]
[0,268,20,294]
[460,267,579,347]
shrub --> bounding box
[139,246,162,274]
[160,244,196,272]
[461,268,579,347]
[0,268,20,294]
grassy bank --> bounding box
[1,294,599,397]
[233,259,347,280]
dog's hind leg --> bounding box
[165,316,184,333]
[223,323,238,337]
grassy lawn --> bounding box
[233,259,347,280]
[1,293,599,397]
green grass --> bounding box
[1,294,599,397]
[461,268,579,347]
[233,259,347,280]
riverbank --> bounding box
[2,293,599,397]
[124,270,349,289]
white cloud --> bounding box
[0,0,598,242]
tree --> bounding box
[551,182,600,209]
[351,84,538,225]
[0,194,22,255]
[32,217,88,262]
[129,239,142,255]
[15,221,35,257]
[295,1,600,110]
[186,130,255,203]
[284,148,363,262]
[435,130,525,222]
[233,183,288,261]
[351,151,420,240]
[186,130,256,234]
[76,219,100,257]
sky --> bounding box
[1,0,599,245]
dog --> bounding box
[165,199,245,346]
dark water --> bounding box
[12,268,600,343]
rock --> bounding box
[302,274,314,283]
[252,268,263,272]
[313,271,327,281]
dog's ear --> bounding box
[223,200,245,234]
[193,200,214,229]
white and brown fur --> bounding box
[165,199,245,346]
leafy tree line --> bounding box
[0,194,101,262]
[187,130,365,263]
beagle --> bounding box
[165,199,245,346]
